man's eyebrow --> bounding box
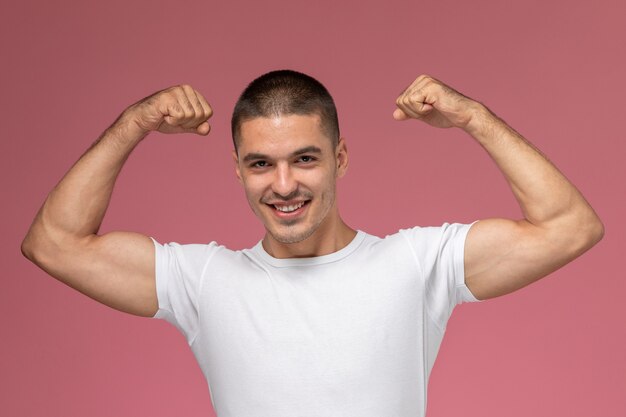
[291,146,322,157]
[242,146,322,163]
[242,152,268,163]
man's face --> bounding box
[234,114,348,246]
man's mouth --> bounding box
[266,200,311,217]
[274,201,306,212]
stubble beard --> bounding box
[269,223,318,244]
[266,190,335,245]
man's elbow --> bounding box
[21,225,67,267]
[571,212,604,255]
[21,232,38,263]
[21,233,52,268]
[587,216,605,247]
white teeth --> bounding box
[274,201,305,213]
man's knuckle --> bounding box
[171,103,184,116]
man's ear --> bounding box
[335,137,349,178]
[232,150,243,184]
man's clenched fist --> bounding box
[393,75,483,131]
[125,85,213,136]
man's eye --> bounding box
[251,161,268,168]
[298,156,315,163]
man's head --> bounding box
[231,70,349,251]
[231,69,340,152]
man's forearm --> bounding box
[464,104,602,237]
[22,111,147,257]
[22,84,212,264]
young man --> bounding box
[22,70,603,417]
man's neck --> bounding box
[262,220,357,259]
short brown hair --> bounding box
[231,70,340,152]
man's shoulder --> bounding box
[370,222,476,259]
[151,237,255,266]
[397,222,476,239]
[374,222,474,241]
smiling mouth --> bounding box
[274,201,305,212]
[268,200,310,214]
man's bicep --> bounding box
[55,231,158,317]
[463,218,571,300]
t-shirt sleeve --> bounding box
[150,237,217,345]
[400,222,481,328]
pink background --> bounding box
[2,0,624,416]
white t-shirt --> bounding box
[151,223,479,417]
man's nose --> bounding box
[271,162,298,198]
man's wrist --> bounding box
[109,107,151,145]
[462,102,505,142]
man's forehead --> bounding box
[238,114,331,155]
[240,113,323,133]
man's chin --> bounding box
[266,225,315,245]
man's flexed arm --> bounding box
[21,85,212,316]
[394,75,604,300]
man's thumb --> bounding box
[195,121,211,136]
[393,108,409,121]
